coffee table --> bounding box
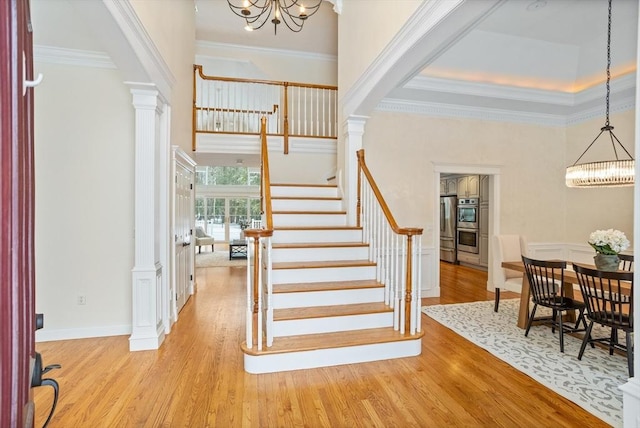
[229,240,248,260]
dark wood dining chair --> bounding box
[573,263,634,377]
[618,253,634,271]
[522,256,587,353]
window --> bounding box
[195,166,260,186]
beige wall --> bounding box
[337,0,421,96]
[269,152,336,184]
[34,62,135,335]
[362,109,634,249]
[129,0,196,153]
[196,44,337,85]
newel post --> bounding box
[244,228,273,348]
[402,228,422,334]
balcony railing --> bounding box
[193,65,338,153]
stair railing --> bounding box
[356,149,423,335]
[193,65,338,154]
[244,117,274,351]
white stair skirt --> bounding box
[244,339,422,374]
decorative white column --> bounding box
[342,115,368,226]
[128,85,166,351]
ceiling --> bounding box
[194,0,638,124]
[31,0,639,129]
[194,0,338,56]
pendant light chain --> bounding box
[605,0,612,127]
[565,0,634,187]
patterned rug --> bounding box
[422,299,628,427]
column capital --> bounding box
[342,115,369,138]
[126,82,166,113]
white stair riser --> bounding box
[272,229,362,244]
[243,338,422,374]
[272,287,384,309]
[271,246,369,263]
[272,199,343,212]
[273,312,393,337]
[271,186,338,198]
[273,213,347,227]
[272,266,376,284]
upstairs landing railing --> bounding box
[193,65,337,154]
[357,149,423,335]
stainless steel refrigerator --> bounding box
[440,196,457,263]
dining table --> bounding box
[501,260,632,329]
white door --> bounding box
[173,148,196,317]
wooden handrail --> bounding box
[194,64,337,91]
[260,117,273,230]
[356,150,423,237]
[195,105,278,115]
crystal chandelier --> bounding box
[565,0,634,188]
[227,0,322,34]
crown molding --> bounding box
[196,40,337,63]
[405,75,575,105]
[103,0,176,97]
[567,95,636,125]
[376,98,568,127]
[34,45,116,69]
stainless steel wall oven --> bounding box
[457,228,479,254]
[457,198,479,229]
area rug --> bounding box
[195,250,247,268]
[422,299,628,427]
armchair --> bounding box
[195,226,215,253]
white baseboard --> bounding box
[36,324,131,343]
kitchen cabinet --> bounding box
[440,178,457,196]
[479,204,489,266]
[457,175,479,198]
[479,175,489,204]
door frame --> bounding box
[433,163,502,296]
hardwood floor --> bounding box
[33,262,608,427]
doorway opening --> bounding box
[433,165,502,297]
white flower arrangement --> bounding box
[588,229,630,255]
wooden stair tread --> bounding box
[271,183,337,188]
[274,226,362,231]
[273,210,346,215]
[274,302,392,321]
[273,279,383,293]
[242,328,424,356]
[272,260,375,270]
[272,196,341,201]
[272,242,368,249]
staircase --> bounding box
[241,183,424,374]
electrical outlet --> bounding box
[77,295,86,305]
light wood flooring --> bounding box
[33,261,608,427]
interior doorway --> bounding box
[433,164,502,297]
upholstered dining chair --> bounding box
[195,226,215,253]
[492,235,528,312]
[573,263,634,377]
[522,256,587,353]
[619,253,634,271]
